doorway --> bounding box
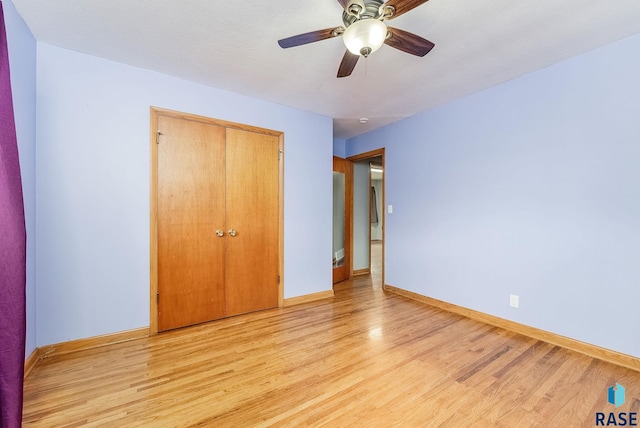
[368,156,384,287]
[347,148,385,288]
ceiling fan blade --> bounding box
[383,0,430,19]
[385,27,434,57]
[278,28,341,49]
[337,50,359,78]
[337,0,350,8]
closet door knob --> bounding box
[228,229,237,237]
[215,229,225,237]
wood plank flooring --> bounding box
[23,270,640,427]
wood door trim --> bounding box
[149,107,285,335]
[278,133,284,307]
[367,162,372,271]
[348,148,385,163]
[150,110,159,335]
[151,107,282,137]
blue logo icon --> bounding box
[608,383,625,408]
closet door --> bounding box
[224,128,280,316]
[157,115,226,331]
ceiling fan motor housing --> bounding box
[343,0,386,27]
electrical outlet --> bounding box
[509,294,519,308]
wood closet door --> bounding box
[157,115,226,331]
[224,128,280,316]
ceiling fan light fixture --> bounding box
[343,18,387,57]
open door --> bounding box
[333,156,352,283]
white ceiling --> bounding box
[12,0,640,139]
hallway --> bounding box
[370,240,383,288]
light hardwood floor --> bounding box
[24,271,640,427]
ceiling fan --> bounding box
[278,0,435,78]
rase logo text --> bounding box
[595,383,637,426]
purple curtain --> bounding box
[0,2,27,427]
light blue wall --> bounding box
[4,0,37,358]
[333,138,346,158]
[347,33,640,357]
[35,43,333,346]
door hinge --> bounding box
[156,292,159,304]
[156,130,162,144]
[278,150,283,161]
[278,275,280,284]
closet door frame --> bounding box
[149,107,285,335]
